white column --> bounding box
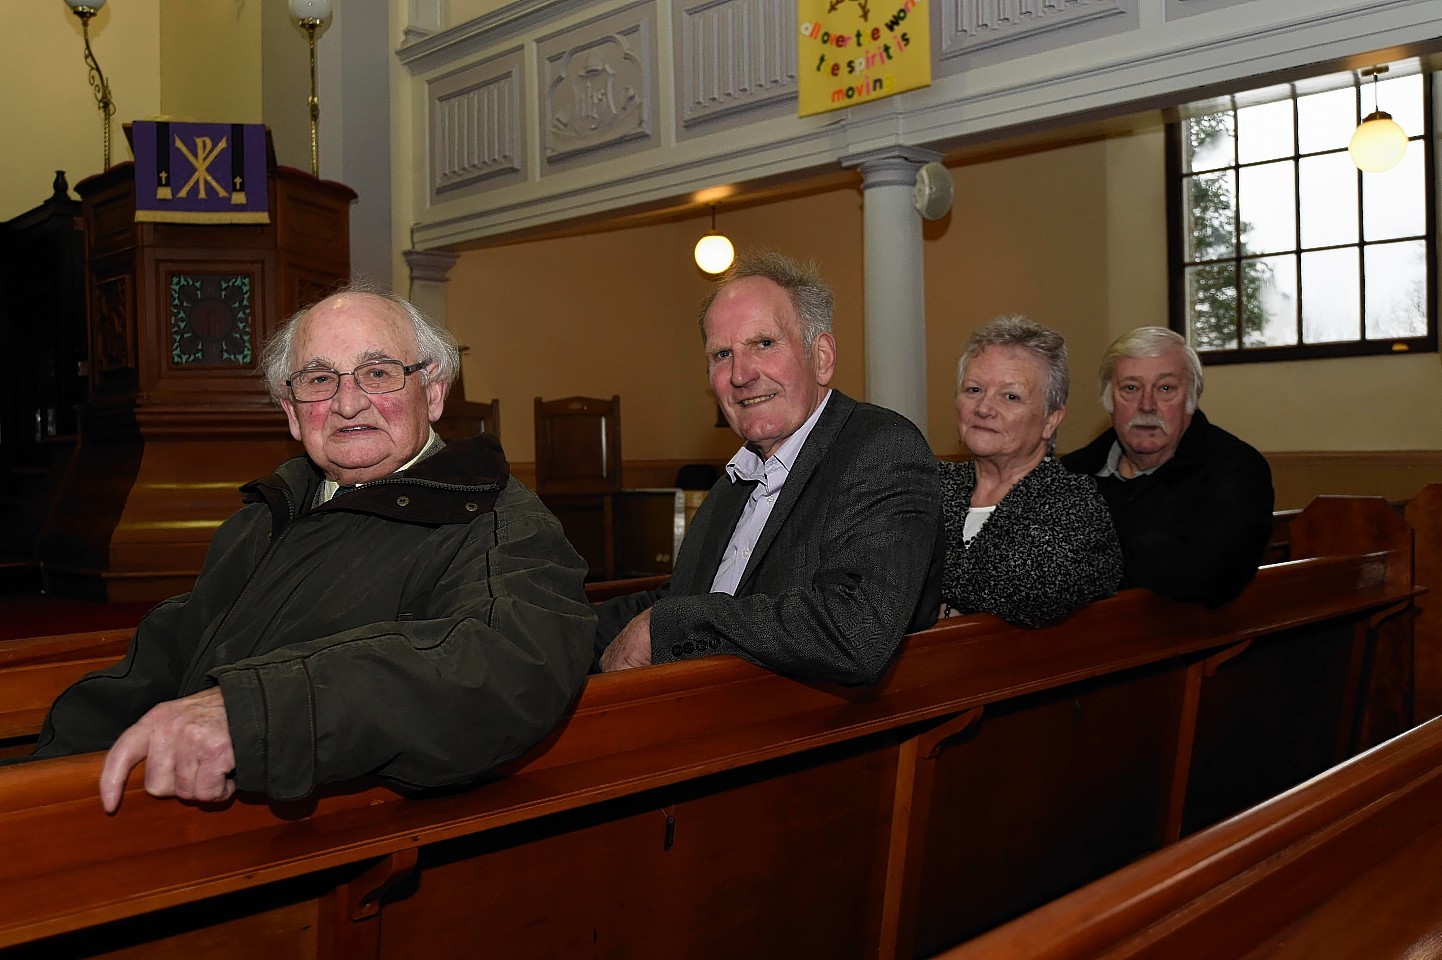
[840,146,940,433]
[404,249,459,327]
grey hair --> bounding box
[260,283,461,402]
[1098,326,1203,415]
[956,315,1070,417]
[697,250,834,350]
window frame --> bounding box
[1166,72,1438,365]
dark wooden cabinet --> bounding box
[0,172,90,568]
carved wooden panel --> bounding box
[92,274,135,379]
[677,0,798,131]
[940,0,1131,59]
[428,50,525,199]
[167,273,254,367]
[538,4,657,167]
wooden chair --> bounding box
[435,394,499,442]
[434,345,499,441]
[534,395,621,579]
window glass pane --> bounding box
[1238,161,1295,255]
[1236,99,1294,164]
[1174,67,1432,360]
[1297,86,1357,154]
[1243,255,1298,346]
[1301,248,1360,342]
[1187,263,1239,349]
[1299,153,1358,248]
[1185,171,1236,260]
[1373,73,1423,134]
[1365,240,1428,339]
[1361,147,1425,240]
[1184,112,1234,173]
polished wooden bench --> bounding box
[0,630,131,748]
[938,713,1442,960]
[0,496,1415,959]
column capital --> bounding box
[840,146,943,189]
[404,248,460,284]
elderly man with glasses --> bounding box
[26,288,596,812]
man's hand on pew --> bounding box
[599,609,654,673]
[98,686,237,814]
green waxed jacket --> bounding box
[32,434,596,801]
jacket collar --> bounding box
[736,390,856,591]
[1071,408,1214,476]
[243,433,510,530]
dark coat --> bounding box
[31,435,596,801]
[1062,409,1274,606]
[595,391,945,686]
[939,457,1122,627]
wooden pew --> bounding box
[1407,483,1442,721]
[0,487,1414,750]
[0,496,1414,959]
[937,713,1442,960]
[0,631,131,749]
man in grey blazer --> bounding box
[595,252,943,686]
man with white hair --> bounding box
[1062,326,1273,607]
[27,288,595,811]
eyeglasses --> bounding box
[285,359,426,403]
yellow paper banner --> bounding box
[797,0,930,117]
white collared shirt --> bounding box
[319,428,441,504]
[709,390,832,595]
[1095,440,1161,480]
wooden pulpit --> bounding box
[37,159,356,601]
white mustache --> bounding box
[1127,414,1169,434]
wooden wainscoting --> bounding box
[1266,450,1442,510]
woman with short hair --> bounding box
[939,315,1123,627]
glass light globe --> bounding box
[289,0,332,21]
[64,0,106,11]
[694,233,735,274]
[1348,111,1408,173]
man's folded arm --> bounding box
[647,437,941,686]
[213,509,596,801]
[26,595,195,760]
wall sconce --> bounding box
[63,0,116,170]
[694,206,735,275]
[1349,65,1408,174]
[289,0,333,177]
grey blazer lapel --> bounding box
[735,391,855,592]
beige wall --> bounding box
[0,1,316,219]
[924,139,1114,457]
[7,4,1440,470]
[443,122,1442,470]
[444,136,1127,463]
[446,189,868,463]
[2,1,162,218]
[157,0,262,123]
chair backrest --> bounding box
[436,394,499,442]
[533,395,621,495]
[434,344,499,441]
